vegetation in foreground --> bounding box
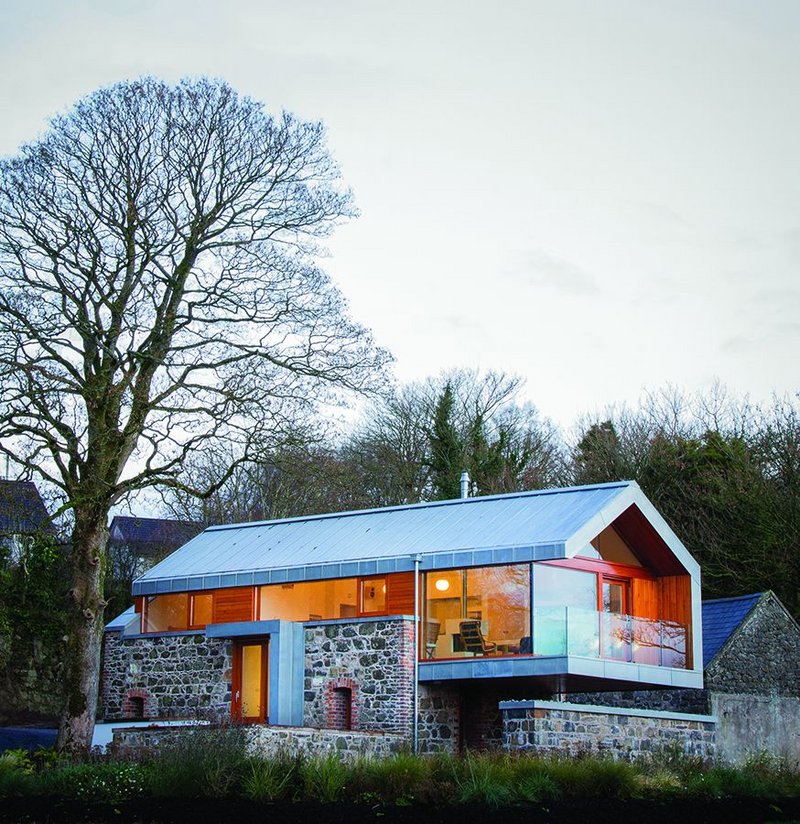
[1,730,799,809]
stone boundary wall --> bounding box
[102,630,232,721]
[500,700,716,760]
[111,723,406,761]
[248,724,406,760]
[303,618,415,736]
[712,693,800,763]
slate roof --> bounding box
[701,592,764,667]
[109,516,203,558]
[0,480,52,536]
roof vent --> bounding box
[460,470,470,499]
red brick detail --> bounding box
[122,688,153,719]
[326,677,358,731]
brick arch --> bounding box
[123,688,154,719]
[326,677,358,730]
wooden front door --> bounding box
[232,639,268,723]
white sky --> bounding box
[1,0,798,429]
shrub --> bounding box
[0,749,35,797]
[34,762,148,802]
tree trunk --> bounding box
[55,512,108,755]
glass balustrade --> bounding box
[530,607,687,668]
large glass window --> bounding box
[533,565,599,657]
[259,578,358,621]
[143,593,189,632]
[423,564,530,658]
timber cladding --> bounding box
[212,587,255,623]
[386,572,415,615]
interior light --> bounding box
[381,584,386,594]
[434,578,450,592]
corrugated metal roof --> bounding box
[134,482,633,595]
[701,592,764,667]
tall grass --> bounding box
[146,725,249,798]
[1,742,798,807]
[242,750,300,801]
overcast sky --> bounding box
[1,0,798,428]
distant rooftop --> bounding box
[0,480,52,536]
[701,592,764,667]
[109,516,203,558]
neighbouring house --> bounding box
[570,591,800,762]
[103,480,718,758]
[0,479,62,723]
[0,480,54,558]
[107,516,203,580]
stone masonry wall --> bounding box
[567,687,710,715]
[502,701,716,760]
[303,618,415,737]
[112,723,406,761]
[417,683,460,754]
[248,724,406,760]
[706,593,800,696]
[0,636,65,724]
[102,630,232,721]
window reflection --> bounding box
[423,564,530,658]
[144,593,189,632]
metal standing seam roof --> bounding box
[701,592,764,667]
[133,482,639,596]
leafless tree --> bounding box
[0,77,390,752]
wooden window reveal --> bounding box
[212,587,255,624]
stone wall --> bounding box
[417,683,460,754]
[102,630,232,721]
[501,700,716,760]
[112,723,406,761]
[707,593,800,696]
[303,618,415,736]
[248,724,406,760]
[0,636,65,724]
[567,687,710,715]
[712,693,800,763]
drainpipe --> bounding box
[412,553,422,754]
[459,470,470,499]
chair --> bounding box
[458,620,496,656]
[424,620,441,658]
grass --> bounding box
[0,739,798,808]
